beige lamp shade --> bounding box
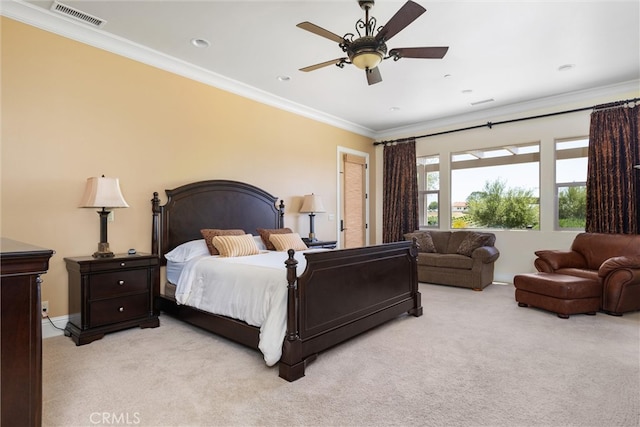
[79,176,129,208]
[300,194,326,213]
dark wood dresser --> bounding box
[1,238,54,427]
[64,253,159,345]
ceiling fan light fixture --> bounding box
[352,51,383,70]
[348,35,387,70]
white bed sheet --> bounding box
[174,250,314,366]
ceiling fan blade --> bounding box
[297,22,345,44]
[300,58,347,72]
[389,46,449,59]
[375,1,426,42]
[366,67,382,85]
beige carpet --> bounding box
[43,283,640,427]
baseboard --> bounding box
[42,314,69,339]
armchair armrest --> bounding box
[599,255,640,278]
[471,246,500,264]
[534,250,587,272]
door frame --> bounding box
[337,146,370,248]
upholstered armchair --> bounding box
[533,233,640,315]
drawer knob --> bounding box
[118,307,124,312]
[118,280,125,285]
[120,262,126,267]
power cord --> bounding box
[42,312,66,332]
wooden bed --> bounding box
[151,180,422,381]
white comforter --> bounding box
[174,251,312,366]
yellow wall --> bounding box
[1,18,374,317]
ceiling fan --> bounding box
[297,0,449,85]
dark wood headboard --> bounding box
[151,180,284,263]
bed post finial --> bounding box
[410,236,419,258]
[151,192,161,256]
[278,200,285,228]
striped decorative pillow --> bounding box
[257,227,294,251]
[269,233,309,252]
[200,229,245,255]
[212,234,260,257]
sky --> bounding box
[450,158,587,204]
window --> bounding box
[451,143,540,229]
[417,155,439,228]
[556,138,588,230]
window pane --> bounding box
[426,192,439,227]
[556,138,588,230]
[556,157,587,183]
[417,155,439,228]
[557,185,586,229]
[451,143,540,229]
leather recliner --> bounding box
[534,232,640,315]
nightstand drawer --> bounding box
[90,269,149,299]
[89,257,156,272]
[89,293,149,328]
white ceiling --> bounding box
[5,0,640,138]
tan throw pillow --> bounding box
[212,234,260,257]
[269,233,309,252]
[457,233,494,257]
[257,227,293,251]
[404,231,436,253]
[200,229,245,255]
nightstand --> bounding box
[64,253,159,345]
[303,239,337,249]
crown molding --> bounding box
[373,80,640,140]
[0,0,376,138]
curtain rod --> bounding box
[373,97,640,146]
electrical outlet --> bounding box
[41,300,49,318]
[107,211,114,222]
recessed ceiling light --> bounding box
[462,89,473,94]
[558,64,575,72]
[191,38,210,48]
[389,107,401,112]
[444,74,452,78]
[277,75,291,82]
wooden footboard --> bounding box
[280,240,421,381]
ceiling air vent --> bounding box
[50,1,107,28]
[470,98,495,106]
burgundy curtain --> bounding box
[383,140,419,242]
[585,104,640,234]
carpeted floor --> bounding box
[42,282,640,427]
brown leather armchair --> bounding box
[534,233,640,316]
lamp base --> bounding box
[93,242,114,258]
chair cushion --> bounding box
[417,253,474,270]
[513,273,602,299]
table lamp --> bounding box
[79,175,129,258]
[300,193,326,242]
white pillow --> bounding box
[164,239,210,262]
[253,235,267,251]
